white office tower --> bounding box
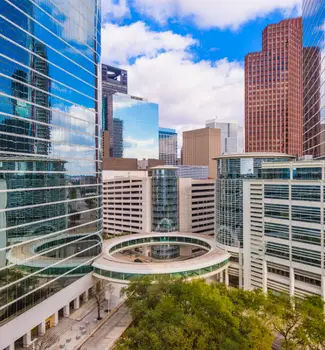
[206,119,243,154]
[243,160,325,301]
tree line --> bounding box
[115,276,325,350]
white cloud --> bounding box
[133,0,301,29]
[101,21,196,64]
[127,52,244,133]
[102,0,129,19]
[124,136,157,158]
[102,22,244,150]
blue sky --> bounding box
[101,0,301,140]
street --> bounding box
[79,305,132,350]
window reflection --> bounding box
[0,0,101,325]
[110,93,159,159]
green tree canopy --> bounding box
[116,277,273,350]
[115,276,325,350]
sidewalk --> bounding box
[29,298,123,350]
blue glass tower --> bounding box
[0,0,101,329]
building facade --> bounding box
[111,93,159,160]
[102,64,128,158]
[102,169,215,238]
[302,1,324,158]
[159,127,177,165]
[243,160,325,301]
[205,120,242,154]
[0,1,102,348]
[183,128,221,178]
[177,165,209,179]
[102,172,151,235]
[245,18,303,157]
[179,179,215,235]
[215,153,294,287]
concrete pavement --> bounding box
[79,304,131,350]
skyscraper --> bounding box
[0,1,101,348]
[215,153,294,287]
[159,127,177,165]
[102,64,128,158]
[205,119,242,154]
[302,1,324,158]
[245,18,303,157]
[111,93,159,160]
[183,128,221,178]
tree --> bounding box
[116,277,325,350]
[94,281,105,320]
[116,276,273,350]
[258,292,325,350]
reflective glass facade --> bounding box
[159,127,177,166]
[302,0,325,157]
[102,64,128,157]
[0,0,101,325]
[216,155,292,248]
[151,167,178,259]
[111,93,159,159]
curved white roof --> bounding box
[93,232,230,276]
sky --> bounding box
[101,0,302,141]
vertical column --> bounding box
[38,321,46,336]
[5,343,15,350]
[23,331,32,348]
[225,268,229,287]
[143,246,150,257]
[84,290,89,302]
[63,304,70,317]
[73,296,80,310]
[289,266,295,297]
[219,270,224,283]
[239,252,244,289]
[54,311,59,326]
[321,275,325,304]
[262,260,267,293]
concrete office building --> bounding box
[215,153,294,287]
[102,172,151,235]
[206,120,242,154]
[245,18,303,157]
[243,160,325,301]
[183,128,221,178]
[159,127,177,165]
[102,169,216,238]
[179,179,215,235]
[0,1,102,349]
[302,1,324,158]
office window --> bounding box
[292,206,320,223]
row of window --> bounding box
[266,242,322,267]
[264,184,321,201]
[265,222,321,245]
[264,204,321,223]
[262,167,322,180]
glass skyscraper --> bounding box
[215,153,294,287]
[151,166,179,259]
[302,0,325,158]
[159,127,177,165]
[0,0,101,331]
[111,93,159,159]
